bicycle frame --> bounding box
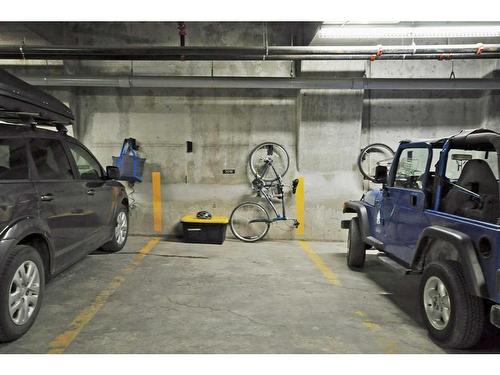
[251,159,288,223]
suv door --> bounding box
[0,137,38,236]
[28,137,90,270]
[380,144,433,265]
[65,141,114,243]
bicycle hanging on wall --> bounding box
[229,142,299,242]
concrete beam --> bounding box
[21,75,500,90]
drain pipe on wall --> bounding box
[178,22,187,47]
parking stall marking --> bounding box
[298,242,400,353]
[47,237,161,354]
[298,240,342,287]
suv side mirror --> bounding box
[374,165,388,184]
[106,166,120,180]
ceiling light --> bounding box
[317,24,500,39]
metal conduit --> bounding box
[3,43,500,60]
[21,76,500,90]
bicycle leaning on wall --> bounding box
[229,142,300,242]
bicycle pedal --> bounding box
[293,220,300,228]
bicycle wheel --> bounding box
[357,143,395,182]
[230,202,271,242]
[249,142,290,182]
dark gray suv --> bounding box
[0,70,129,342]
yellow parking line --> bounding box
[298,240,342,286]
[47,237,161,354]
[355,309,399,353]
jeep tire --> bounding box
[419,261,485,349]
[347,217,366,268]
[0,245,45,342]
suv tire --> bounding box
[0,245,45,342]
[419,261,485,349]
[347,217,366,268]
[101,205,129,253]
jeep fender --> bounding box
[343,201,370,242]
[411,226,488,298]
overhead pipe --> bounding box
[264,53,500,60]
[20,75,500,90]
[5,43,500,61]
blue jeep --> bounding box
[342,129,500,349]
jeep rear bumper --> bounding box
[491,305,500,329]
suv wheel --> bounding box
[419,261,484,349]
[0,245,45,342]
[347,217,366,268]
[101,205,129,253]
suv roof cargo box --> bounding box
[0,69,73,126]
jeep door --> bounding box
[65,141,115,245]
[380,144,433,265]
[29,137,91,270]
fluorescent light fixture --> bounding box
[318,24,500,39]
[0,59,63,66]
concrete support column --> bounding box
[297,89,364,241]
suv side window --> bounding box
[67,142,103,180]
[29,138,74,180]
[393,148,429,190]
[0,138,29,180]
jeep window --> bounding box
[0,138,28,180]
[446,149,499,181]
[67,142,103,180]
[393,148,429,190]
[29,138,74,180]
[439,146,499,223]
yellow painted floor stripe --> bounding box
[47,237,161,354]
[152,171,162,233]
[355,309,399,353]
[298,240,341,286]
[295,176,305,236]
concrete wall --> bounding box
[74,87,299,239]
[2,22,500,241]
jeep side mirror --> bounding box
[374,165,388,184]
[106,166,120,180]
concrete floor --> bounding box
[0,236,499,354]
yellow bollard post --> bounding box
[152,171,162,233]
[295,176,305,236]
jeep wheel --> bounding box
[0,245,45,342]
[347,217,366,268]
[101,205,129,253]
[419,261,484,349]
